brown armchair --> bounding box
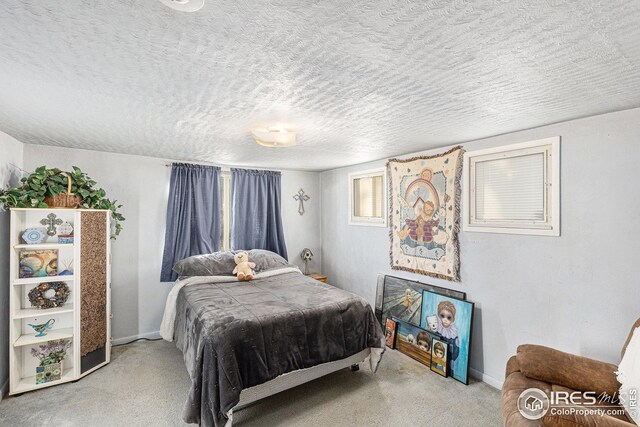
[502,318,640,426]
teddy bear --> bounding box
[232,251,256,281]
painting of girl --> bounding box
[430,339,448,377]
[420,291,474,384]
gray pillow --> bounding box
[173,251,236,278]
[247,249,289,272]
[173,249,289,278]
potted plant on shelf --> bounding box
[31,339,72,384]
[0,166,125,238]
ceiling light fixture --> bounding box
[252,127,297,148]
[158,0,205,12]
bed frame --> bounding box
[225,348,371,426]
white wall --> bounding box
[0,131,24,399]
[280,171,322,273]
[22,145,321,343]
[9,107,640,390]
[320,107,640,388]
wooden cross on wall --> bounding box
[40,213,63,236]
[293,189,310,216]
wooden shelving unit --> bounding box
[8,208,111,395]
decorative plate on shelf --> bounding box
[22,228,46,245]
[57,222,74,236]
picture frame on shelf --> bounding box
[420,291,474,385]
[19,249,59,278]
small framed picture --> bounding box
[19,249,58,278]
[394,319,436,367]
[430,337,448,377]
[384,318,398,348]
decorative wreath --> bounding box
[28,282,70,309]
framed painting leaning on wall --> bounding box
[420,290,474,385]
[394,319,437,367]
[387,146,464,281]
[380,275,466,328]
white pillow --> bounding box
[617,326,640,425]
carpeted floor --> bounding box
[0,340,502,426]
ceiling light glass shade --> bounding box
[252,128,297,147]
[158,0,205,12]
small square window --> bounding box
[348,168,387,227]
[463,137,560,236]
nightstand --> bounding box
[308,273,328,283]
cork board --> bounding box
[80,211,108,356]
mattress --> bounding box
[170,268,385,427]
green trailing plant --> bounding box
[0,166,125,239]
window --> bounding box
[220,171,231,250]
[463,137,560,236]
[348,168,387,226]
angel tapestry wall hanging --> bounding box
[387,146,464,281]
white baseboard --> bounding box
[469,367,503,390]
[112,330,161,346]
[0,378,8,401]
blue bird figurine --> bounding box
[28,319,55,337]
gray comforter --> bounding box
[173,269,385,427]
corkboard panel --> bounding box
[80,211,107,356]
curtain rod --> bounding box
[164,161,219,167]
[164,162,305,173]
[164,162,233,173]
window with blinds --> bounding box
[474,153,545,222]
[464,137,560,236]
[349,168,387,226]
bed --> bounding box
[160,250,385,427]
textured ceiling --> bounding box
[1,1,640,171]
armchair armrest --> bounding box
[517,344,620,397]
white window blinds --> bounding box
[474,153,546,222]
[353,175,383,218]
[349,167,387,227]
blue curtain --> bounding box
[231,168,288,259]
[160,163,221,282]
